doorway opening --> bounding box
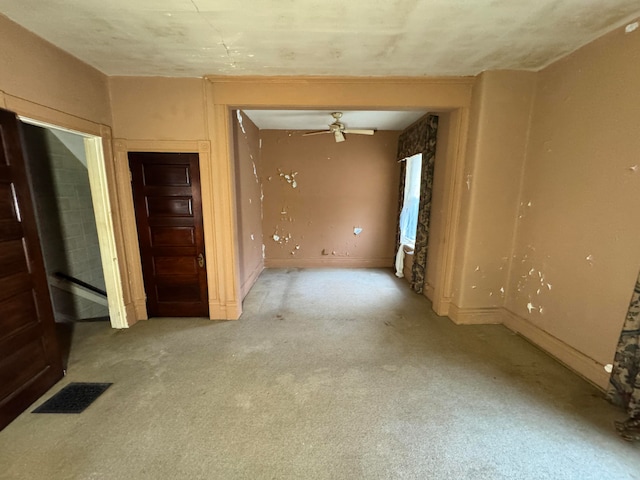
[19,118,127,331]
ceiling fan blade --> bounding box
[334,130,345,142]
[343,129,375,135]
[303,130,331,136]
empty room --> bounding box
[1,1,639,478]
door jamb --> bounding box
[18,116,128,328]
[113,140,215,321]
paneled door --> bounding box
[128,152,209,317]
[0,108,63,430]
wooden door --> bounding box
[129,152,209,317]
[0,108,63,430]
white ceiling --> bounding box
[242,110,427,131]
[1,1,639,78]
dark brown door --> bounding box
[129,152,209,317]
[0,108,63,430]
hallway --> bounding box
[1,269,638,479]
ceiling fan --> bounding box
[302,112,375,143]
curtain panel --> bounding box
[608,269,640,441]
[395,114,439,294]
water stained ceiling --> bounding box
[1,0,639,78]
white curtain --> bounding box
[395,154,422,277]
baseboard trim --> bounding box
[502,308,610,391]
[123,301,139,328]
[240,261,264,300]
[264,257,393,268]
[448,304,503,325]
[209,300,241,320]
[132,298,147,322]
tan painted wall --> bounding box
[232,111,264,298]
[425,112,450,301]
[0,15,110,126]
[505,23,640,368]
[109,77,206,140]
[454,71,536,310]
[261,130,401,267]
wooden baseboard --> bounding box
[240,261,264,300]
[502,308,610,391]
[132,298,148,322]
[124,301,139,328]
[447,304,503,325]
[264,257,393,268]
[209,300,241,320]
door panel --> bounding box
[129,152,208,317]
[0,108,63,431]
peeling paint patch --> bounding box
[628,164,638,173]
[353,227,363,236]
[236,110,246,134]
[250,234,254,240]
[272,234,280,242]
[586,254,594,266]
[465,174,472,190]
[278,169,299,188]
[604,363,613,373]
[625,21,639,33]
[252,161,259,183]
[526,302,535,313]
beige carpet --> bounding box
[1,268,639,479]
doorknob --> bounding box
[197,253,205,268]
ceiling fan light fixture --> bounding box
[303,112,375,142]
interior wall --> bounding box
[261,130,401,267]
[452,71,536,316]
[505,22,640,375]
[0,15,110,125]
[232,111,264,299]
[109,77,206,140]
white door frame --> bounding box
[19,116,128,329]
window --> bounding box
[398,153,422,248]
